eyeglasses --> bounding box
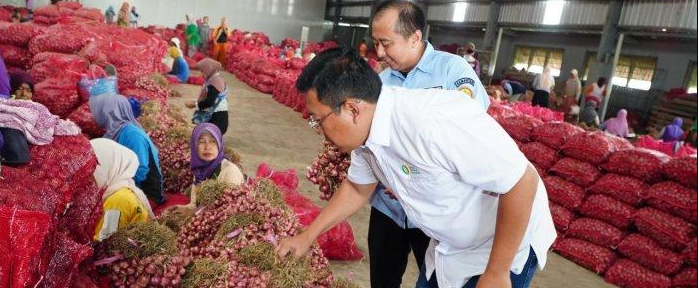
[307,100,362,133]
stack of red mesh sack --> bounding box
[255,163,364,261]
[0,134,104,288]
[0,22,46,70]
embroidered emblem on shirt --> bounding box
[454,77,475,88]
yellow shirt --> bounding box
[168,46,182,58]
[94,187,150,241]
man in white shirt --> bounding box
[276,49,557,288]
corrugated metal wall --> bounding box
[498,1,547,25]
[340,5,372,18]
[560,1,609,26]
[426,3,490,23]
[620,0,698,30]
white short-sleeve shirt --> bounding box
[348,86,557,288]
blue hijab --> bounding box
[89,94,142,140]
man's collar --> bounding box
[365,87,395,147]
[390,42,436,78]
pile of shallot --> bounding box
[307,141,351,200]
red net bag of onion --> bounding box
[561,131,633,165]
[543,176,586,211]
[683,238,697,267]
[520,142,559,170]
[604,259,671,288]
[549,157,601,187]
[588,173,647,206]
[617,234,683,275]
[566,218,625,249]
[633,207,697,252]
[499,115,543,142]
[549,202,576,231]
[553,238,618,274]
[673,268,697,288]
[531,121,584,149]
[602,148,670,184]
[646,181,697,224]
[580,194,636,230]
[662,155,698,189]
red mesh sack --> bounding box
[603,148,670,183]
[673,268,697,288]
[550,157,601,187]
[566,218,625,249]
[40,233,93,288]
[588,173,647,206]
[683,238,697,267]
[34,4,60,18]
[30,52,89,83]
[0,22,46,46]
[617,234,683,275]
[605,259,671,288]
[0,206,9,288]
[531,121,584,149]
[0,44,29,68]
[499,115,544,142]
[74,8,104,22]
[58,179,104,244]
[33,77,80,118]
[56,1,83,10]
[521,142,559,170]
[646,181,697,223]
[68,102,106,139]
[580,194,636,229]
[550,202,576,231]
[662,156,698,189]
[487,103,521,122]
[553,238,617,274]
[28,23,93,54]
[533,163,548,178]
[543,176,586,211]
[562,131,631,165]
[0,207,54,288]
[634,207,697,252]
[0,168,68,218]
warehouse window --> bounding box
[512,46,563,76]
[452,3,468,22]
[686,62,697,94]
[583,53,657,91]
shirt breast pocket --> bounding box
[400,169,462,214]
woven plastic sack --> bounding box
[549,157,601,187]
[673,268,697,288]
[562,131,632,165]
[499,115,544,142]
[0,22,46,46]
[605,259,671,288]
[662,156,698,189]
[33,77,80,118]
[588,174,647,206]
[0,207,54,288]
[617,234,683,275]
[521,142,559,170]
[566,218,625,249]
[543,176,586,211]
[531,121,584,149]
[256,163,363,261]
[683,238,697,267]
[0,44,29,68]
[580,194,636,229]
[550,202,576,231]
[40,233,93,288]
[634,207,697,252]
[30,52,89,83]
[67,102,105,138]
[603,148,670,183]
[553,238,617,274]
[646,181,697,223]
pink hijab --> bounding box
[604,109,629,137]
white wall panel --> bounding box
[427,3,490,23]
[620,0,697,30]
[1,0,328,42]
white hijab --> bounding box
[539,67,555,91]
[90,138,155,218]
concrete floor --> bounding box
[168,71,617,288]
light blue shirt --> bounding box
[372,42,490,229]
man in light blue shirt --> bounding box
[368,1,490,288]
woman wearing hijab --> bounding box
[579,100,600,127]
[185,20,200,58]
[532,67,555,108]
[89,93,166,205]
[129,6,139,28]
[167,38,190,83]
[601,109,630,138]
[117,2,130,28]
[9,71,34,100]
[186,123,244,208]
[0,54,11,99]
[187,58,229,134]
[659,117,685,142]
[91,138,154,241]
[105,5,116,25]
[211,17,230,64]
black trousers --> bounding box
[368,207,431,288]
[209,111,229,135]
[532,90,550,108]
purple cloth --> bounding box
[0,53,11,99]
[662,117,685,142]
[603,109,629,137]
[89,93,142,140]
[190,123,225,184]
[0,99,80,145]
[9,71,34,95]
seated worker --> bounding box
[9,71,34,101]
[659,117,685,143]
[579,101,601,127]
[90,93,166,205]
[168,38,190,83]
[501,79,527,102]
[600,109,630,138]
[91,138,154,241]
[0,127,30,166]
[187,123,245,208]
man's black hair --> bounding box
[374,0,426,39]
[296,47,382,109]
